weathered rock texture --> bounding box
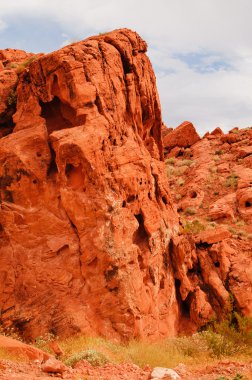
[165,124,252,328]
[1,30,251,343]
[0,29,179,341]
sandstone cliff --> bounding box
[0,29,179,341]
[0,30,251,342]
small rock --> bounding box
[41,357,67,374]
[151,367,180,379]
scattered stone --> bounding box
[151,367,180,379]
[41,357,67,374]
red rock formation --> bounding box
[166,125,252,327]
[163,121,200,151]
[0,29,251,342]
[0,29,179,341]
[0,335,50,361]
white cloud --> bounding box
[1,0,252,133]
[0,19,7,31]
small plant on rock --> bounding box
[184,207,197,215]
[181,219,205,234]
[165,157,176,165]
[225,173,239,189]
[6,89,17,107]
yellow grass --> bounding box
[36,330,252,369]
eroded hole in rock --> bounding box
[47,146,58,179]
[137,254,144,270]
[40,96,74,134]
[122,200,126,208]
[4,190,13,203]
[245,200,251,208]
[175,279,190,318]
[127,195,136,203]
[104,266,118,281]
[133,213,149,250]
[149,267,156,285]
[162,196,168,205]
[0,90,17,137]
[190,191,197,199]
[65,163,84,190]
[214,261,220,268]
[160,276,165,289]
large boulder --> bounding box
[163,121,200,150]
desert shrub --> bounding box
[177,178,184,186]
[235,219,246,227]
[225,173,239,188]
[16,56,36,74]
[182,219,205,234]
[184,148,192,158]
[209,166,217,173]
[174,335,208,357]
[228,227,236,234]
[205,313,252,358]
[65,349,109,367]
[202,330,241,358]
[173,166,188,176]
[165,157,176,165]
[178,159,194,167]
[215,150,224,155]
[6,89,17,107]
[167,166,174,176]
[184,207,197,215]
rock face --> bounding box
[165,125,252,328]
[0,29,251,343]
[0,29,179,341]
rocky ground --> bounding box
[0,356,252,379]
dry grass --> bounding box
[184,207,197,215]
[34,319,252,369]
[225,173,239,188]
[181,219,206,234]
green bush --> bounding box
[178,159,194,167]
[184,207,197,215]
[182,219,205,234]
[215,150,224,155]
[65,349,109,367]
[225,173,239,188]
[16,56,36,74]
[165,157,176,165]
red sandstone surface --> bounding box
[0,28,252,363]
[0,29,179,342]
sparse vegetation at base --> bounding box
[33,315,252,370]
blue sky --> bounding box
[1,0,252,134]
